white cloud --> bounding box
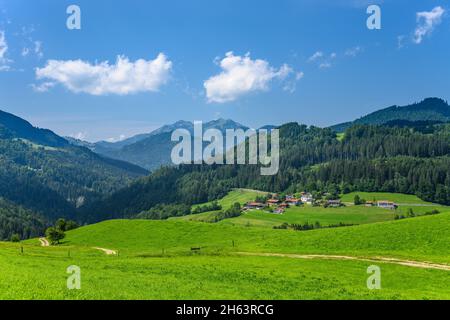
[414,6,445,44]
[308,51,337,69]
[71,132,88,141]
[204,52,294,103]
[319,62,332,69]
[283,71,305,93]
[345,46,363,57]
[308,51,324,62]
[31,82,55,92]
[295,71,305,80]
[106,134,126,143]
[35,53,172,95]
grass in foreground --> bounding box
[0,242,449,300]
[5,211,448,300]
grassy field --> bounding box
[176,189,447,228]
[174,188,266,222]
[1,244,448,300]
[1,213,449,299]
[3,189,449,300]
[341,192,435,205]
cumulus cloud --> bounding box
[204,52,295,103]
[414,6,445,44]
[35,53,172,95]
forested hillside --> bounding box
[0,110,149,224]
[83,122,450,221]
[331,98,450,132]
[0,198,46,241]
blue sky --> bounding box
[0,0,449,142]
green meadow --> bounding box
[340,192,435,205]
[1,213,449,299]
[1,189,449,300]
[176,189,447,228]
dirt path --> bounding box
[39,237,49,247]
[93,247,117,255]
[236,252,450,271]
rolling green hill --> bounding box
[62,213,450,263]
[1,213,447,299]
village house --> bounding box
[377,201,398,210]
[267,199,281,206]
[365,201,375,207]
[279,203,289,209]
[327,200,342,208]
[285,198,301,206]
[300,193,313,205]
[244,202,266,210]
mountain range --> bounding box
[69,118,252,171]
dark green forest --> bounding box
[0,198,46,241]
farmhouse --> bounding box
[244,202,266,210]
[365,201,375,207]
[285,198,301,206]
[327,200,342,208]
[301,193,313,205]
[267,199,281,206]
[377,201,397,210]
